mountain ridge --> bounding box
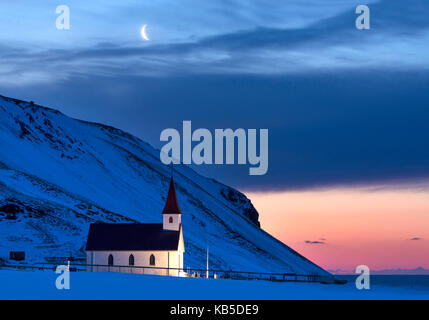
[0,94,328,276]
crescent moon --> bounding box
[141,24,150,41]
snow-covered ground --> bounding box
[0,270,428,300]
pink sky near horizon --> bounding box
[245,187,429,272]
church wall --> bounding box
[86,250,184,276]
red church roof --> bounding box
[162,177,182,214]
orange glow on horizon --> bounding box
[245,188,429,272]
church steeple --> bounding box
[162,177,182,215]
[162,177,182,231]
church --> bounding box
[85,177,185,276]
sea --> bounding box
[336,275,429,292]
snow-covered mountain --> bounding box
[0,94,328,276]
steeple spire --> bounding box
[162,177,182,215]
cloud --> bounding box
[305,240,325,245]
[0,0,376,46]
[409,237,423,241]
[2,0,429,86]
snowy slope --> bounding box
[0,94,328,276]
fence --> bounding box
[0,261,342,284]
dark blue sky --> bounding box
[1,0,428,191]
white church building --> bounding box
[85,177,185,276]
